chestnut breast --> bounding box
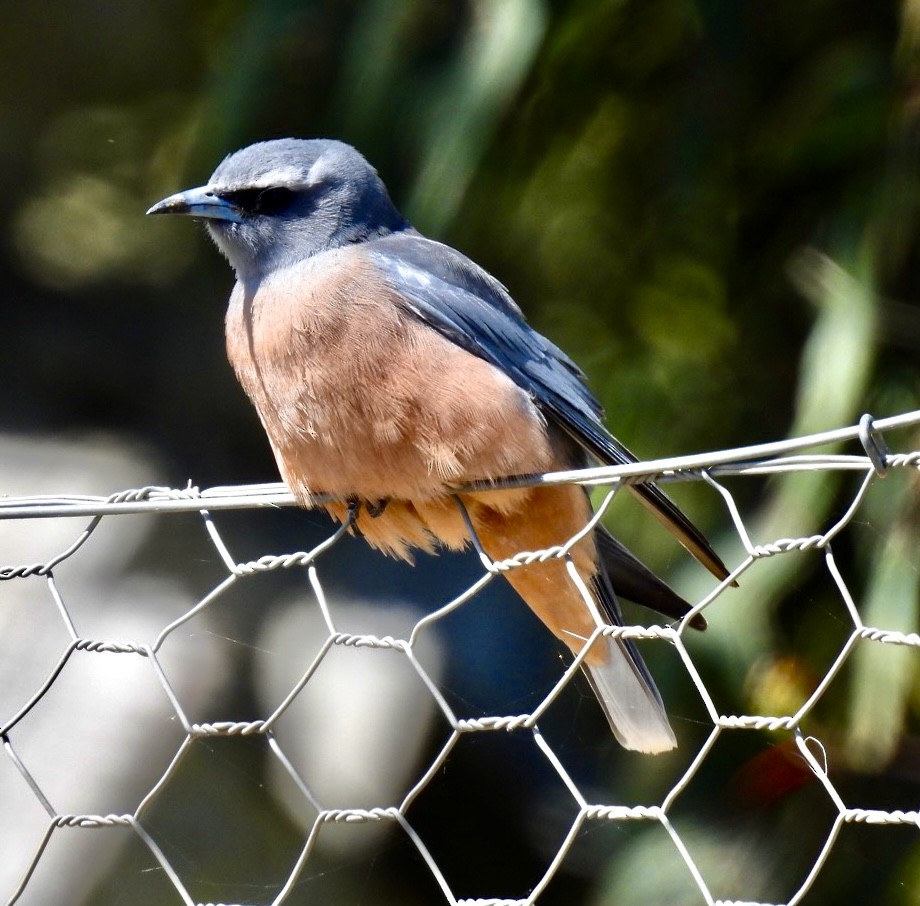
[224,245,556,501]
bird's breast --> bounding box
[224,247,555,503]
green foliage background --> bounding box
[1,1,919,903]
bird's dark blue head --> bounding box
[147,138,409,278]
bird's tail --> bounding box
[582,573,677,753]
[581,639,677,753]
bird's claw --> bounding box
[344,497,389,536]
[365,498,389,518]
[346,498,364,537]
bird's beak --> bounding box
[146,185,243,223]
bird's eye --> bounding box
[221,186,296,216]
[253,187,296,215]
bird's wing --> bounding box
[367,232,729,582]
[595,525,706,629]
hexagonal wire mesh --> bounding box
[1,411,918,906]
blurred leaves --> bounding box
[1,0,919,903]
[846,417,920,769]
[12,98,203,288]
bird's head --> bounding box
[147,138,408,279]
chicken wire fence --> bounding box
[1,410,919,906]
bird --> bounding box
[147,138,729,753]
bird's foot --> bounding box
[365,498,389,518]
[346,498,364,537]
[344,497,389,537]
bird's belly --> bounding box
[225,266,556,506]
[262,342,548,502]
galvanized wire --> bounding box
[1,410,919,905]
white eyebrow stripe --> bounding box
[256,167,304,186]
[306,154,340,185]
[218,167,308,192]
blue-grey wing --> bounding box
[366,232,728,581]
[368,233,628,460]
